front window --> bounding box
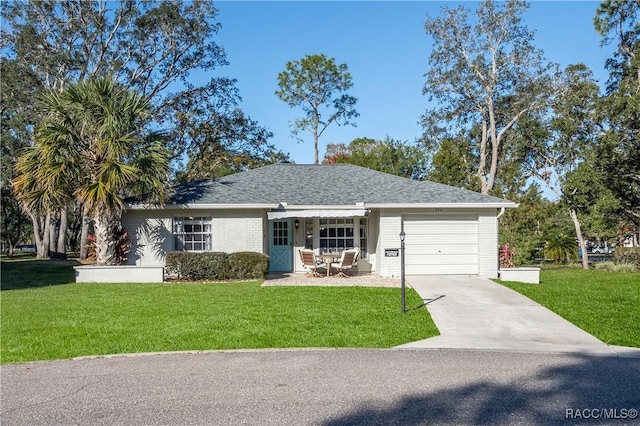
[174,217,212,251]
[319,218,354,254]
[303,217,368,256]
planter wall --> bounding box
[75,265,164,283]
[499,267,541,284]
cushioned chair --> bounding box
[299,249,326,277]
[331,249,358,277]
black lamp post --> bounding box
[400,229,406,314]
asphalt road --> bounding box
[2,349,639,425]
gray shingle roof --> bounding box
[165,164,515,207]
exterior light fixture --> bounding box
[294,219,300,229]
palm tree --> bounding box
[543,233,578,264]
[14,77,169,265]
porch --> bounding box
[263,272,400,287]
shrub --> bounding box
[543,233,578,263]
[165,252,229,280]
[499,245,515,268]
[613,247,640,268]
[227,252,269,280]
[165,251,269,281]
[594,261,638,273]
[84,228,131,265]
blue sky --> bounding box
[209,1,614,165]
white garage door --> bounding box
[403,214,479,275]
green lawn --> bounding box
[1,260,437,364]
[499,268,640,348]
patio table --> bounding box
[318,253,341,277]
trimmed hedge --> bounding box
[165,251,269,281]
[227,252,269,280]
[613,247,640,268]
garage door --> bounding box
[403,214,478,275]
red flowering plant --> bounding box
[499,245,515,269]
[84,229,131,265]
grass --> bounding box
[499,268,640,348]
[1,258,78,290]
[1,260,437,364]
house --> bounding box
[122,164,517,278]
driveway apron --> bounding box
[397,275,622,356]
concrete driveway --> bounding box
[397,275,639,357]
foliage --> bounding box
[2,1,275,259]
[227,252,269,280]
[0,0,245,160]
[499,186,568,265]
[323,137,428,180]
[0,187,31,257]
[165,251,230,280]
[421,0,558,195]
[0,59,41,255]
[276,54,359,164]
[543,233,578,263]
[521,63,603,269]
[13,77,170,266]
[593,0,640,245]
[499,245,515,269]
[613,247,640,268]
[594,261,638,273]
[500,269,640,347]
[427,137,481,191]
[177,109,290,182]
[166,251,269,280]
[85,229,131,265]
[1,277,435,363]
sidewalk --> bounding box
[396,275,640,358]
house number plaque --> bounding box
[385,248,400,257]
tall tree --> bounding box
[594,0,640,246]
[0,59,40,256]
[523,64,602,269]
[177,110,289,182]
[14,78,170,266]
[421,0,558,195]
[276,54,358,164]
[427,137,480,191]
[323,137,428,180]
[2,0,270,257]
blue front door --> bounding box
[269,219,293,272]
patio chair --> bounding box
[299,249,327,277]
[331,249,358,278]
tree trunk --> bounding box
[56,205,68,258]
[49,212,57,257]
[39,213,51,258]
[569,207,589,270]
[79,215,91,260]
[30,212,51,259]
[93,212,116,266]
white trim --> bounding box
[126,203,277,210]
[127,202,518,211]
[366,202,518,209]
[267,209,369,220]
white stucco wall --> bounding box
[477,209,499,278]
[121,206,501,277]
[121,208,266,266]
[373,208,500,279]
[377,209,403,278]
